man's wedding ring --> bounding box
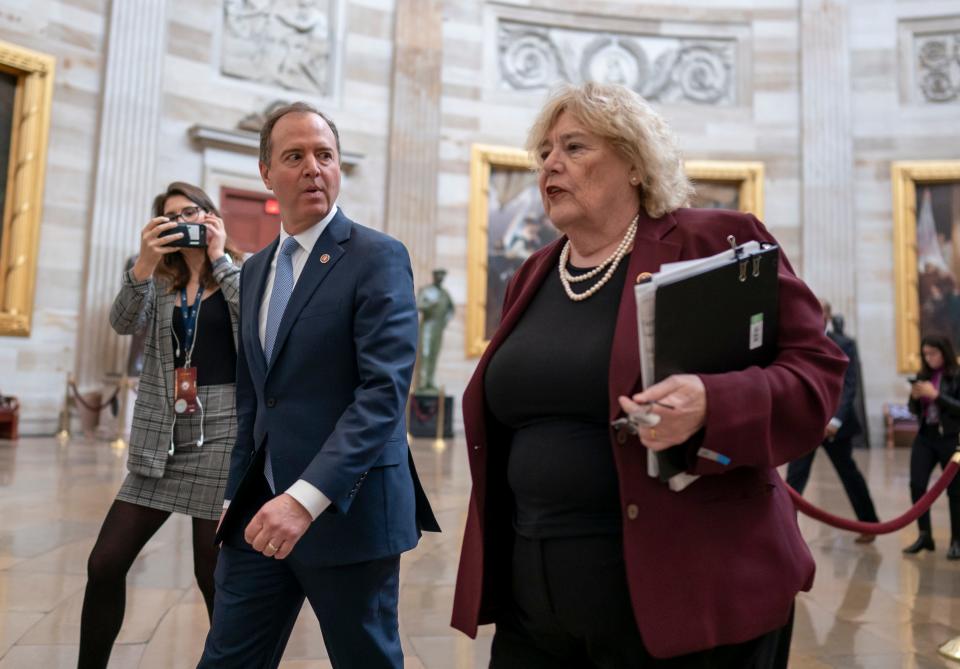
[649,428,657,440]
[267,542,278,552]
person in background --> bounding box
[79,182,242,668]
[786,300,880,543]
[904,333,960,560]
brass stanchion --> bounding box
[55,373,72,444]
[433,386,446,451]
[109,375,129,452]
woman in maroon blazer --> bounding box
[450,82,846,668]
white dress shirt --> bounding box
[224,204,339,521]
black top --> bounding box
[172,289,237,386]
[484,254,630,538]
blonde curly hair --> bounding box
[525,82,693,219]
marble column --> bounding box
[75,0,167,387]
[800,0,857,330]
[383,0,444,288]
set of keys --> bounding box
[610,400,671,435]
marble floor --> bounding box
[0,435,958,668]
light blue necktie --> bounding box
[263,236,300,492]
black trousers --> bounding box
[490,533,793,669]
[910,430,960,541]
[786,436,879,523]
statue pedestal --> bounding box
[408,393,453,438]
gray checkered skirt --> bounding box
[117,383,236,520]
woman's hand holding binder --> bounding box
[618,374,706,451]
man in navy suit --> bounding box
[199,102,439,668]
[786,300,878,543]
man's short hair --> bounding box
[258,101,341,165]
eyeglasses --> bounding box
[164,206,205,223]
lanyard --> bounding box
[179,283,205,366]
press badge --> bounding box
[174,367,199,414]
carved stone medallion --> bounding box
[222,0,333,95]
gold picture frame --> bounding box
[685,160,765,221]
[466,148,766,357]
[0,41,55,337]
[892,160,960,373]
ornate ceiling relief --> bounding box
[914,31,960,103]
[497,20,736,105]
[222,0,334,94]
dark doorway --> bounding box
[220,186,282,255]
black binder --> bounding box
[643,242,780,481]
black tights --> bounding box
[910,430,960,541]
[77,500,219,669]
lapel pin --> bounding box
[320,253,330,264]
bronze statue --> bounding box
[415,269,454,394]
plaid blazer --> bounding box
[110,257,241,478]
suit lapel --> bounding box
[244,238,276,383]
[156,289,177,402]
[266,212,352,371]
[607,210,683,419]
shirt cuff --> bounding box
[285,480,331,521]
[828,418,842,430]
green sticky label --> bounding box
[749,313,763,350]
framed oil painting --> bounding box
[685,160,764,220]
[0,41,55,336]
[892,161,960,372]
[466,148,765,357]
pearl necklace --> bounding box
[558,215,639,302]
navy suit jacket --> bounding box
[218,209,439,566]
[827,331,861,442]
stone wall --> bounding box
[0,0,108,434]
[2,0,959,441]
[850,0,960,438]
[1,0,399,434]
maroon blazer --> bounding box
[450,207,847,658]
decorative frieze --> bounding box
[899,17,960,105]
[497,19,737,105]
[221,0,340,96]
[914,31,960,103]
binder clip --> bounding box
[726,236,751,283]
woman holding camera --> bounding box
[905,334,960,560]
[78,182,242,668]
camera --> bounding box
[160,223,207,248]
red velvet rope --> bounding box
[68,382,120,412]
[786,453,960,534]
